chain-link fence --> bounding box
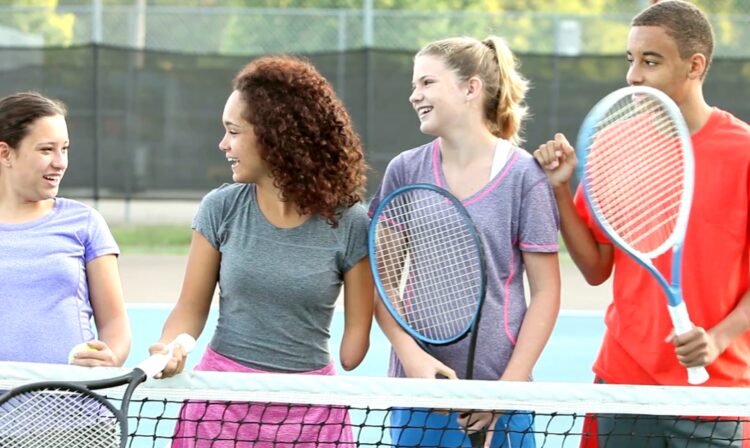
[1,3,750,57]
[1,2,750,200]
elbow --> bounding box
[583,271,610,286]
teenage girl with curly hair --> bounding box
[152,55,373,447]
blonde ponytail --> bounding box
[482,36,529,145]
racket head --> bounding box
[368,183,487,345]
[575,85,694,259]
[0,381,125,448]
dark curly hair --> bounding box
[232,55,367,226]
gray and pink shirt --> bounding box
[368,139,560,381]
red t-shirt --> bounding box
[575,108,750,386]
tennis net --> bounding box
[1,361,749,447]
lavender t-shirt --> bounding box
[369,140,560,381]
[0,198,120,364]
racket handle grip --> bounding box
[469,431,486,447]
[138,333,197,379]
[668,303,709,385]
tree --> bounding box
[0,0,74,46]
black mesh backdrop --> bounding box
[0,45,748,200]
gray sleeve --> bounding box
[192,185,231,250]
[340,204,370,273]
[368,152,406,217]
[519,169,560,253]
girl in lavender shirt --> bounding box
[0,92,130,366]
[369,36,561,447]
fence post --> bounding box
[92,0,102,208]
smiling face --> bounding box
[218,90,268,184]
[409,54,470,136]
[0,114,69,202]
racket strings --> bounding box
[374,190,482,341]
[585,96,687,255]
[0,389,121,447]
[376,219,480,338]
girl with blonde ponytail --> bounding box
[368,36,561,447]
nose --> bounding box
[52,149,68,170]
[626,64,642,86]
[218,132,230,152]
[409,87,421,106]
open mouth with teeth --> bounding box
[417,106,433,118]
[227,157,239,167]
[43,175,60,183]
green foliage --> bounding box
[0,0,75,46]
[111,225,192,254]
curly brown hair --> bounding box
[232,55,367,226]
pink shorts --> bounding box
[171,346,353,448]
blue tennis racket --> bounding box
[576,85,708,385]
[369,183,488,446]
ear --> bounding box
[0,142,13,168]
[465,76,483,101]
[687,53,707,80]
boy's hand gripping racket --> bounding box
[369,183,488,446]
[0,333,196,447]
[576,85,708,385]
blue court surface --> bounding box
[126,306,605,382]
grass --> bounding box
[109,226,570,256]
[110,225,192,254]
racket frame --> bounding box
[369,183,487,347]
[576,85,707,385]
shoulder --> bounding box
[200,183,254,211]
[55,198,107,225]
[56,197,95,215]
[386,141,434,172]
[702,108,750,144]
[336,202,369,230]
[508,149,549,187]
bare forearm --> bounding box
[553,185,612,285]
[500,289,559,381]
[374,296,422,358]
[160,302,210,344]
[709,289,750,354]
[97,317,132,366]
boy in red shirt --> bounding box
[535,1,750,446]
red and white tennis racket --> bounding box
[576,85,708,385]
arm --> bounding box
[152,230,220,377]
[339,257,374,371]
[673,288,750,367]
[500,251,561,381]
[459,251,561,439]
[373,291,457,379]
[533,133,614,284]
[75,254,131,367]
